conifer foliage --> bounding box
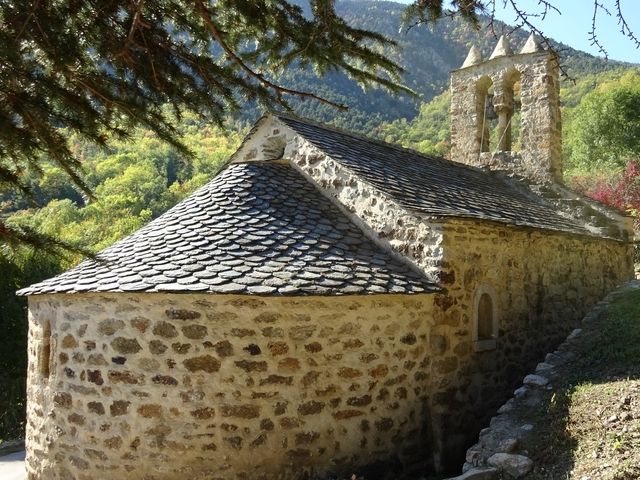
[1,0,637,249]
[0,0,409,246]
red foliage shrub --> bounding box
[570,161,640,230]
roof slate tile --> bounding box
[19,163,435,296]
[277,114,590,236]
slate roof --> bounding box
[276,114,590,236]
[18,163,437,296]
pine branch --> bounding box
[0,219,96,259]
[614,0,640,50]
[588,1,611,60]
[505,0,572,80]
[193,0,349,111]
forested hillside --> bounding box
[5,115,243,259]
[375,67,640,171]
[0,0,639,444]
[239,0,630,132]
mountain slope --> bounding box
[237,0,631,132]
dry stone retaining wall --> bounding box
[25,293,435,480]
[449,281,640,480]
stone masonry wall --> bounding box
[426,219,634,469]
[234,119,634,471]
[25,293,435,480]
[231,119,634,473]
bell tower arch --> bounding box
[450,34,562,184]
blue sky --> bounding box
[392,0,639,63]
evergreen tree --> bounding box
[0,0,410,246]
[0,0,637,247]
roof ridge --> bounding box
[273,111,490,175]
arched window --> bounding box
[496,69,522,152]
[475,76,495,153]
[473,286,497,352]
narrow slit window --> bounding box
[477,294,494,340]
[39,321,52,379]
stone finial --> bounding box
[489,35,513,59]
[520,33,542,54]
[461,45,482,68]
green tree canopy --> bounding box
[565,71,640,171]
[0,0,411,246]
[1,0,638,248]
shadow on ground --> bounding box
[524,286,640,480]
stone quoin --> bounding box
[18,35,634,479]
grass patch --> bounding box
[578,289,640,371]
[527,287,640,480]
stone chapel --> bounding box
[18,35,634,480]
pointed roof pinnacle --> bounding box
[520,33,543,53]
[461,45,482,68]
[489,35,513,59]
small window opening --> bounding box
[474,287,497,352]
[39,321,52,379]
[477,294,494,340]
